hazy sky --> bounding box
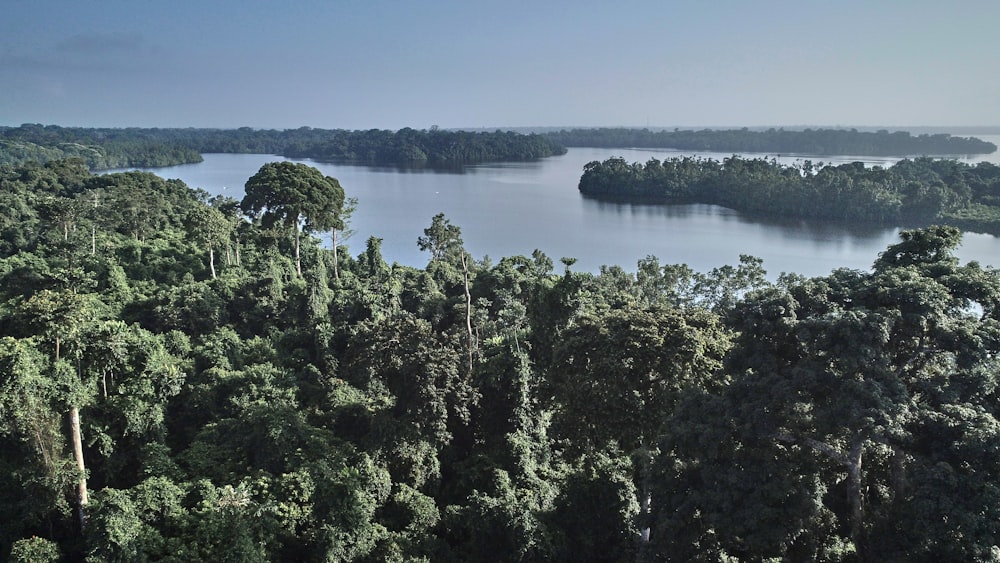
[2,0,998,130]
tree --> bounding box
[655,226,1000,560]
[21,289,103,530]
[548,305,730,551]
[418,213,477,377]
[242,162,345,277]
[185,202,233,279]
[417,212,464,265]
[0,337,75,550]
[314,194,356,282]
[342,313,472,489]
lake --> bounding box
[126,136,1000,279]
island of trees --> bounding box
[0,125,567,170]
[579,155,1000,234]
[547,127,998,156]
[2,156,1000,561]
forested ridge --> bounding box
[0,125,204,170]
[547,127,998,156]
[3,158,1000,561]
[0,125,567,170]
[580,155,1000,234]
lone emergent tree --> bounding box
[241,162,345,277]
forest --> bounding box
[579,155,1000,234]
[547,127,998,156]
[2,157,1000,562]
[4,124,997,174]
[0,125,567,170]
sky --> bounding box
[2,0,999,130]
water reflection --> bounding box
[583,198,893,241]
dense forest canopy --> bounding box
[547,127,998,156]
[0,125,567,170]
[579,155,1000,234]
[0,124,204,170]
[2,158,1000,561]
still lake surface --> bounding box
[129,135,1000,279]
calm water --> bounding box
[126,135,1000,279]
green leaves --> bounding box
[242,161,346,277]
[549,305,729,454]
[661,227,1000,559]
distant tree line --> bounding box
[0,124,204,170]
[0,124,567,170]
[3,157,1000,561]
[579,155,1000,233]
[547,127,997,156]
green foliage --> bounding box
[9,536,61,563]
[548,453,640,562]
[549,126,997,156]
[0,124,204,169]
[242,161,345,277]
[580,155,1000,231]
[0,124,566,169]
[3,156,1000,561]
[656,226,1000,560]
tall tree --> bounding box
[549,305,730,552]
[418,213,476,377]
[21,289,102,530]
[241,162,345,277]
[186,202,233,279]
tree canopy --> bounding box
[549,127,997,156]
[0,125,567,170]
[2,157,1000,561]
[580,154,1000,233]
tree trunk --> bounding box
[640,448,652,547]
[294,223,302,277]
[91,193,99,256]
[332,229,340,281]
[847,439,865,561]
[773,432,868,559]
[69,406,88,529]
[461,252,474,377]
[209,245,217,279]
[890,445,907,503]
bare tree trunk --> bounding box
[638,445,652,551]
[91,192,99,256]
[294,224,302,277]
[69,406,88,529]
[847,440,865,561]
[461,252,474,377]
[209,245,217,279]
[332,229,340,281]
